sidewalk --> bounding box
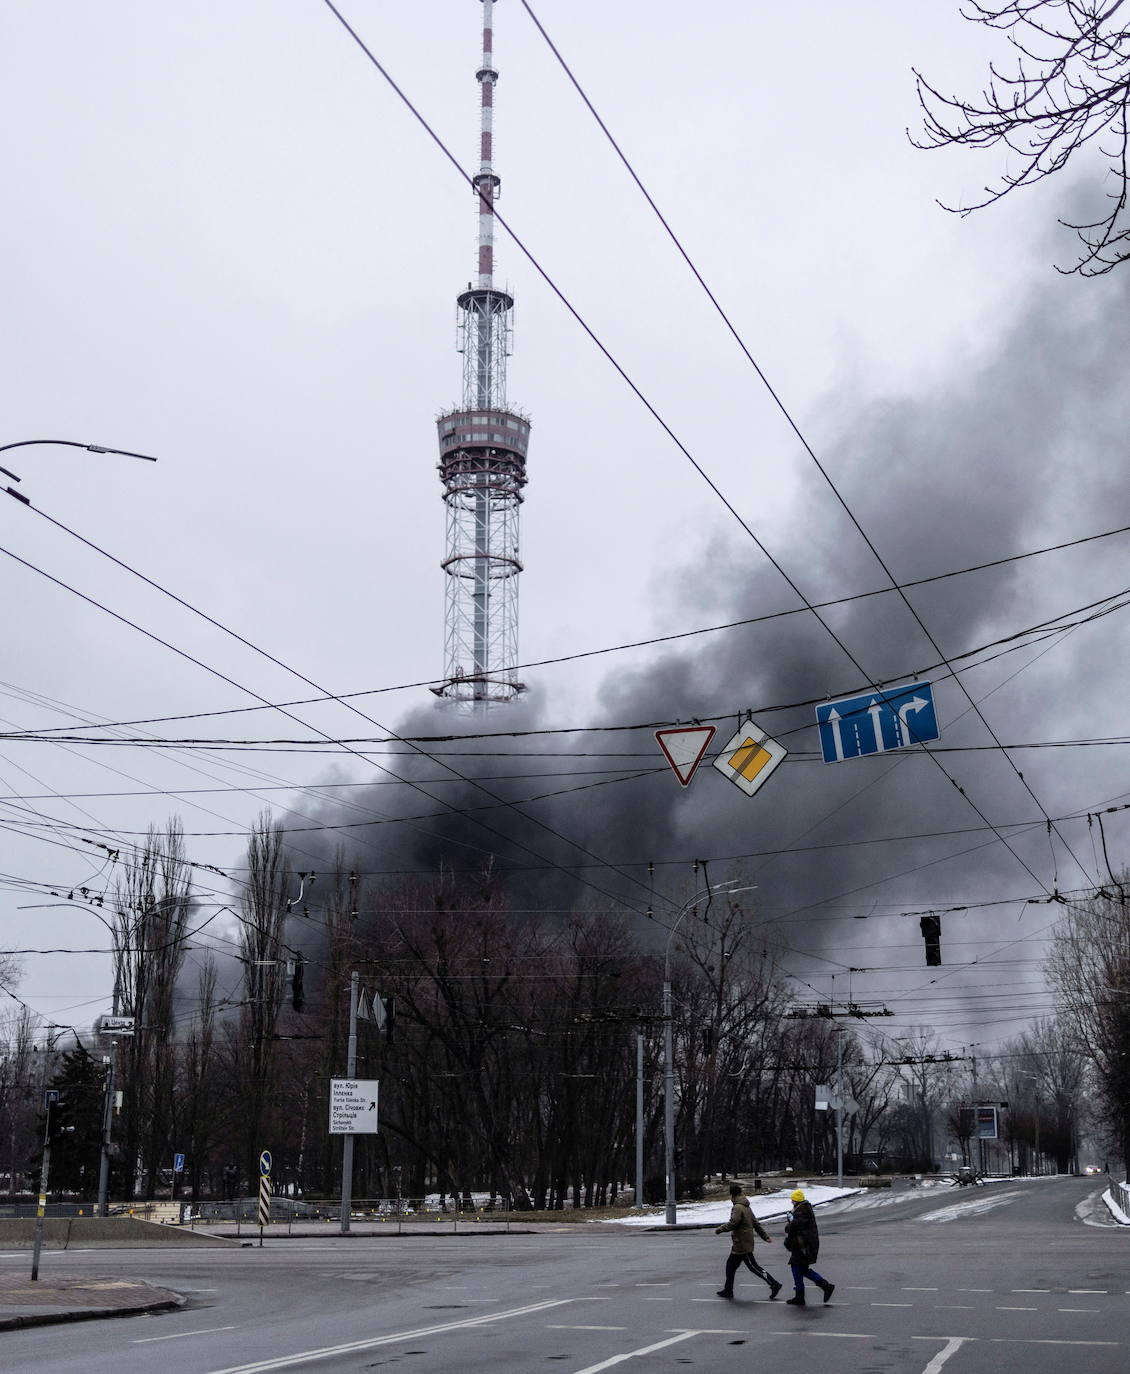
[0,1273,184,1331]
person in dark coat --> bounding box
[714,1182,783,1300]
[783,1189,834,1306]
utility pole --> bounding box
[97,1044,116,1217]
[339,971,359,1235]
[663,979,675,1226]
[31,1093,56,1281]
[835,1030,844,1190]
[635,1033,644,1209]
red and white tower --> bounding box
[433,0,530,708]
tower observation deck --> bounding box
[433,0,529,708]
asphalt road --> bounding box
[0,1177,1125,1373]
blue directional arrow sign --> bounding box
[816,681,939,764]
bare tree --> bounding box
[1046,882,1130,1171]
[914,1,1130,274]
[237,813,290,1187]
[111,820,192,1196]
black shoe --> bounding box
[768,1279,782,1300]
[821,1282,835,1305]
[716,1290,734,1299]
[786,1293,805,1306]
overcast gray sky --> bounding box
[1,1,1126,1058]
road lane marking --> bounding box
[134,1326,237,1344]
[204,1298,572,1373]
[958,1287,992,1292]
[1059,1308,1100,1312]
[636,1282,670,1287]
[918,1337,968,1373]
[1011,1288,1048,1293]
[903,1287,938,1291]
[996,1306,1038,1311]
[569,1331,699,1371]
[872,1302,912,1307]
[937,1305,975,1310]
[547,1325,627,1331]
[1068,1288,1106,1293]
[990,1338,1118,1346]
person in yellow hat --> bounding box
[783,1189,834,1306]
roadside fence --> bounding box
[181,1196,518,1235]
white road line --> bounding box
[918,1337,968,1373]
[937,1305,975,1310]
[903,1287,938,1291]
[1011,1288,1049,1293]
[133,1326,237,1344]
[569,1330,699,1372]
[990,1338,1119,1346]
[873,1302,912,1307]
[996,1306,1038,1311]
[635,1282,670,1287]
[1059,1308,1100,1313]
[204,1298,572,1374]
[641,1297,673,1301]
[547,1325,627,1331]
[958,1288,992,1292]
[1068,1289,1107,1293]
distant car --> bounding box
[1083,1165,1102,1175]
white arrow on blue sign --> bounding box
[816,681,939,763]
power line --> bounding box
[517,0,1095,889]
[6,515,1128,737]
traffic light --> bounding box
[920,915,942,966]
[46,1093,76,1142]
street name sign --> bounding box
[816,681,939,764]
[655,725,716,786]
[329,1078,380,1135]
[97,1015,136,1035]
[712,718,787,797]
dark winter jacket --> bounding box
[715,1194,770,1256]
[783,1199,819,1265]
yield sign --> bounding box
[655,725,716,786]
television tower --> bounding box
[433,0,530,709]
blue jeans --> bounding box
[790,1260,826,1291]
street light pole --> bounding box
[663,880,753,1227]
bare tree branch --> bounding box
[914,1,1130,273]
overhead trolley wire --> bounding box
[4,515,1128,737]
[319,0,1093,899]
[517,0,1096,889]
[0,517,680,928]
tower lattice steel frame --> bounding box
[433,0,529,708]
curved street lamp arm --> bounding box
[0,439,160,486]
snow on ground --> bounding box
[1102,1186,1130,1225]
[611,1182,862,1228]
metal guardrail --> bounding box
[180,1197,518,1235]
[1110,1177,1130,1218]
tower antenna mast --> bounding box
[433,0,530,709]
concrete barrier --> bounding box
[0,1217,237,1248]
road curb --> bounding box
[0,1286,185,1331]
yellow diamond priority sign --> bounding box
[712,718,787,797]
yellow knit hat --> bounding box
[790,1189,806,1202]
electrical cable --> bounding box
[6,515,1129,737]
[517,0,1096,889]
[0,532,669,920]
